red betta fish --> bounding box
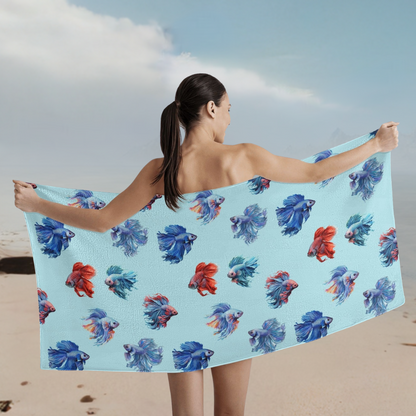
[188,262,219,296]
[65,262,96,297]
[307,226,336,262]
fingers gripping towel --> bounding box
[23,130,405,373]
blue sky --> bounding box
[1,0,415,197]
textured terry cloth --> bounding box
[22,129,405,373]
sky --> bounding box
[1,0,415,204]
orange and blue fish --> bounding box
[188,262,219,296]
[206,302,243,340]
[189,190,225,224]
[34,217,75,258]
[248,318,286,353]
[172,341,214,372]
[307,226,336,262]
[143,293,178,329]
[105,265,138,300]
[378,227,399,267]
[345,213,374,246]
[111,219,148,257]
[37,288,56,324]
[123,338,163,372]
[48,340,90,371]
[294,310,333,343]
[67,190,106,209]
[82,308,119,346]
[248,176,271,194]
[140,194,163,211]
[265,270,298,308]
[363,277,396,316]
[324,265,359,305]
[65,262,96,298]
[227,255,259,287]
[157,224,197,264]
[349,157,383,201]
[275,194,315,237]
[230,203,267,244]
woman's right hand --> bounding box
[374,121,399,153]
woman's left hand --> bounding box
[13,180,41,213]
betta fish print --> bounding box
[206,302,243,340]
[140,194,163,212]
[307,226,336,262]
[67,189,106,210]
[188,262,219,296]
[82,308,119,346]
[143,294,178,329]
[275,194,315,237]
[105,265,138,300]
[345,213,374,246]
[110,219,148,257]
[65,262,96,298]
[34,217,75,258]
[247,176,271,194]
[248,318,286,354]
[324,265,359,305]
[294,310,333,343]
[172,341,214,372]
[349,157,384,201]
[227,256,259,287]
[363,277,396,316]
[265,270,298,308]
[378,227,399,267]
[313,150,338,188]
[189,190,225,224]
[48,340,90,371]
[230,203,267,244]
[38,288,56,324]
[21,130,405,373]
[123,338,163,372]
[157,224,197,264]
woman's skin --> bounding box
[13,91,399,416]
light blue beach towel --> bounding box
[22,129,405,373]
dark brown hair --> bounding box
[151,73,227,211]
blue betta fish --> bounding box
[248,318,286,354]
[34,217,75,258]
[143,294,178,329]
[265,271,298,308]
[172,341,214,372]
[363,276,396,316]
[82,308,119,346]
[227,256,259,287]
[67,190,106,209]
[247,176,271,194]
[206,302,243,340]
[313,150,338,188]
[345,213,374,246]
[189,190,225,225]
[324,265,359,305]
[123,338,163,372]
[111,219,148,257]
[105,265,138,300]
[48,340,90,370]
[275,194,315,237]
[294,310,333,343]
[230,203,267,245]
[157,224,197,264]
[349,157,384,201]
[379,227,399,267]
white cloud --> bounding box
[0,0,330,104]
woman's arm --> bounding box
[243,122,398,184]
[14,159,160,233]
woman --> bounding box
[14,73,399,416]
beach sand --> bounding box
[1,173,415,415]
